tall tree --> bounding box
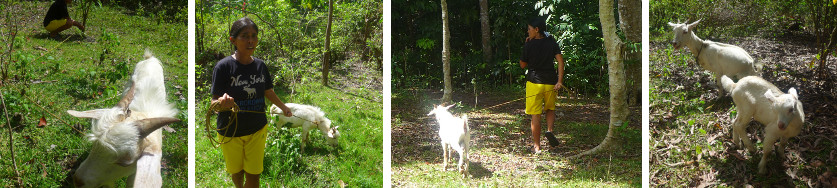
[479,0,492,63]
[441,0,452,103]
[618,0,641,105]
[323,0,334,86]
[576,0,627,157]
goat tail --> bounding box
[720,75,736,93]
[144,48,153,59]
[462,114,469,132]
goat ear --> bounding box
[67,109,109,119]
[668,22,676,27]
[135,117,180,139]
[688,19,701,30]
[788,88,798,99]
[764,90,776,103]
[445,104,455,109]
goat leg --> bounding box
[442,143,448,171]
[759,131,779,174]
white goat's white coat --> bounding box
[427,104,470,177]
[669,20,762,94]
[721,75,805,174]
[269,103,339,150]
[68,50,179,187]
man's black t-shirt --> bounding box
[211,56,274,137]
[520,33,562,85]
[43,0,70,27]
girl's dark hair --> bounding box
[229,17,259,50]
[528,17,547,36]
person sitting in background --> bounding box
[43,0,85,39]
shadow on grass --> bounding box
[30,32,94,43]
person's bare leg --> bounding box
[231,171,244,188]
[68,17,84,32]
[545,109,555,132]
[531,114,541,152]
[244,173,260,188]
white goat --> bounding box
[669,20,762,94]
[68,50,179,187]
[721,75,805,174]
[427,104,470,178]
[268,103,339,151]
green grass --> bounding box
[195,81,383,187]
[391,89,640,187]
[0,2,187,187]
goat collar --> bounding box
[694,43,707,63]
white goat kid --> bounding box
[669,20,762,94]
[427,104,470,178]
[269,103,339,151]
[68,50,179,187]
[721,75,805,174]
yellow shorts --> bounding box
[219,125,268,174]
[44,19,67,32]
[525,81,557,115]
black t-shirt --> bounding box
[520,33,562,85]
[43,0,70,27]
[211,56,274,137]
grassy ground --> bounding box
[0,1,187,187]
[391,87,641,187]
[649,32,837,187]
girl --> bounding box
[211,17,292,188]
[519,18,565,153]
[43,0,85,39]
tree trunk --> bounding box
[323,0,334,86]
[618,0,641,106]
[574,0,627,157]
[441,0,452,103]
[479,0,492,63]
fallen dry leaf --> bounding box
[38,116,47,128]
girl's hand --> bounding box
[279,105,293,117]
[553,83,563,91]
[219,93,236,110]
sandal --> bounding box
[545,131,560,147]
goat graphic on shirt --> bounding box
[229,74,266,111]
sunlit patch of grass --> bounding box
[392,89,640,187]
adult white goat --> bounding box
[669,20,762,94]
[721,75,805,174]
[68,50,179,187]
[268,103,339,151]
[427,104,470,178]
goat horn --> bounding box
[116,83,136,110]
[135,117,180,139]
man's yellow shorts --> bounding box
[219,125,268,174]
[44,19,67,32]
[525,81,557,115]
